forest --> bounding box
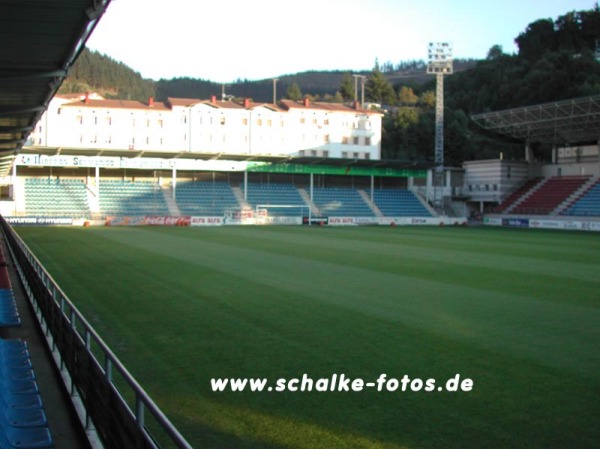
[59,6,600,164]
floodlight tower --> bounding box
[427,42,453,210]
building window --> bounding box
[257,118,263,126]
[300,117,305,124]
[106,116,112,126]
[76,115,83,124]
[267,119,272,127]
[341,151,348,158]
[324,134,330,143]
[158,119,163,128]
[324,118,329,125]
[342,136,349,145]
[353,152,359,158]
[364,152,370,160]
[242,118,248,125]
[220,116,226,125]
[311,150,317,156]
[365,137,371,146]
[322,150,329,157]
[353,136,359,145]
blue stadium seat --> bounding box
[0,289,20,327]
[312,187,375,217]
[0,338,53,447]
[0,422,53,448]
[244,183,307,216]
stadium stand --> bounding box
[99,180,170,216]
[0,247,19,327]
[244,183,307,216]
[493,177,543,213]
[562,178,600,216]
[312,187,375,217]
[511,176,591,215]
[0,245,52,447]
[371,189,433,217]
[175,181,240,216]
[25,178,90,217]
[0,339,53,449]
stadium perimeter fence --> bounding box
[0,216,194,449]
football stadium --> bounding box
[0,2,599,449]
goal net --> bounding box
[255,204,311,225]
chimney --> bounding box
[84,92,90,104]
[148,96,154,107]
[211,95,217,105]
[303,97,309,107]
[243,98,250,109]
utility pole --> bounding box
[352,74,366,107]
[427,42,453,212]
[272,78,279,104]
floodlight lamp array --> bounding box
[427,42,453,75]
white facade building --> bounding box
[29,94,382,160]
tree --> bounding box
[365,60,395,105]
[515,19,557,61]
[419,90,436,109]
[286,82,302,101]
[394,107,419,129]
[397,86,418,106]
[339,72,355,101]
[486,45,505,60]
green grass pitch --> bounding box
[16,225,600,449]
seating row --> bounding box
[0,248,19,327]
[0,339,53,448]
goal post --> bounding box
[255,204,312,225]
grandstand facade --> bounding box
[0,91,465,226]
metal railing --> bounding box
[0,216,194,449]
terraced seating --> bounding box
[562,180,600,216]
[24,178,90,217]
[493,178,543,213]
[372,189,432,217]
[0,339,53,448]
[245,183,306,216]
[0,247,19,327]
[512,176,590,215]
[175,182,239,216]
[312,187,375,217]
[99,180,170,216]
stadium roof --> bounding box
[0,0,112,175]
[471,95,600,146]
[20,146,433,172]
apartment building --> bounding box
[29,94,382,160]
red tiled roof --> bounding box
[279,99,381,115]
[62,98,170,111]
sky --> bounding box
[85,0,596,83]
